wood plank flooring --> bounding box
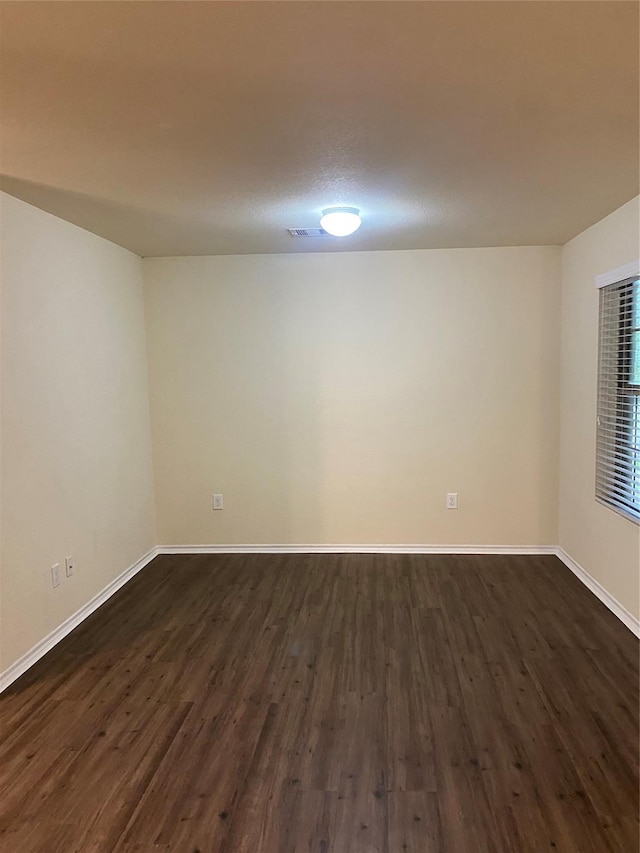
[0,553,638,852]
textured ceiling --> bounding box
[0,1,638,257]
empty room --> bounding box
[0,1,639,851]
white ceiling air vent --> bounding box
[288,228,328,237]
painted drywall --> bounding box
[0,193,156,671]
[144,247,561,547]
[559,196,640,620]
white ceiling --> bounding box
[0,1,638,257]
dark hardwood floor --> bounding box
[0,553,638,852]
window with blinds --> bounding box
[596,275,640,522]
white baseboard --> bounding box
[157,544,557,556]
[0,546,159,693]
[555,547,640,638]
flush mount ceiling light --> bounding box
[319,207,361,237]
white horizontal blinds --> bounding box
[596,276,640,521]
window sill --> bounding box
[595,497,640,526]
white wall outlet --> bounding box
[65,556,74,577]
[446,492,458,509]
[51,563,61,588]
[212,493,224,510]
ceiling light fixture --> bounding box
[320,207,361,237]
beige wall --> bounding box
[0,193,156,671]
[559,196,640,620]
[144,247,561,547]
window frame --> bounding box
[595,261,640,525]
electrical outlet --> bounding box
[51,563,61,588]
[446,492,458,509]
[65,556,74,577]
[212,493,224,510]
